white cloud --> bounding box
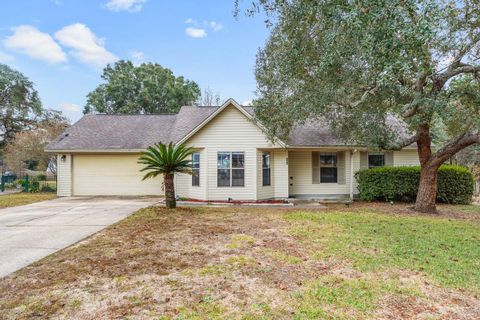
[185,18,196,24]
[105,0,146,12]
[55,23,117,68]
[209,21,223,32]
[0,51,14,63]
[130,50,145,66]
[4,25,67,64]
[242,100,252,106]
[185,27,207,38]
[61,103,81,113]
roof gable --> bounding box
[176,99,259,144]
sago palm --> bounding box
[138,142,194,208]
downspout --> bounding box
[349,150,355,201]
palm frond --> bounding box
[138,142,195,180]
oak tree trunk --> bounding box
[414,164,439,213]
[164,173,176,209]
[413,123,439,213]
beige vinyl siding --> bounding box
[274,149,289,198]
[288,150,354,196]
[175,149,208,200]
[72,154,163,196]
[184,104,278,200]
[394,149,420,166]
[57,154,72,196]
[257,150,274,200]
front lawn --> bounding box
[0,192,56,208]
[0,203,479,319]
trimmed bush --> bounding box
[356,165,474,204]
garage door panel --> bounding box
[73,155,163,196]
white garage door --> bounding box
[73,154,164,196]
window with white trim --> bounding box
[320,153,337,183]
[217,152,245,187]
[192,152,200,186]
[262,152,271,186]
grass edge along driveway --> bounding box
[0,193,56,209]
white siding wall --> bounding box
[57,154,72,196]
[394,149,420,166]
[288,150,353,196]
[183,105,277,201]
[274,149,289,198]
[175,148,208,200]
[257,150,275,200]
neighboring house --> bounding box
[46,99,419,200]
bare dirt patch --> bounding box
[0,204,478,319]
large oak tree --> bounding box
[238,0,480,213]
[84,60,201,114]
[0,64,42,147]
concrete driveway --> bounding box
[0,196,160,278]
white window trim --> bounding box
[262,152,271,187]
[192,152,200,187]
[217,151,245,187]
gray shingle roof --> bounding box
[46,105,411,150]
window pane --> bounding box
[263,168,271,186]
[368,154,385,168]
[262,153,270,168]
[217,153,230,169]
[217,169,230,186]
[232,169,245,186]
[320,167,337,183]
[232,153,244,168]
[320,154,337,166]
[192,153,200,169]
[192,169,200,186]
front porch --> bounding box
[258,148,362,201]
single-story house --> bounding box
[46,99,419,200]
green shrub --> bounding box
[356,165,474,204]
[29,181,40,193]
[40,183,56,192]
[36,173,47,181]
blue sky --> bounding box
[0,0,269,122]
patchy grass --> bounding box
[0,203,479,319]
[285,210,480,290]
[0,192,56,208]
[446,204,480,215]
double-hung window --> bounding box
[192,152,200,186]
[217,152,245,187]
[368,153,385,168]
[262,152,271,186]
[320,153,337,183]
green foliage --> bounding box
[84,60,201,114]
[242,1,480,148]
[36,174,46,181]
[29,180,40,193]
[0,63,43,146]
[356,165,474,204]
[138,142,194,179]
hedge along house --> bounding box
[46,99,419,200]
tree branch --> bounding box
[451,33,480,68]
[431,131,480,167]
[384,133,418,150]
